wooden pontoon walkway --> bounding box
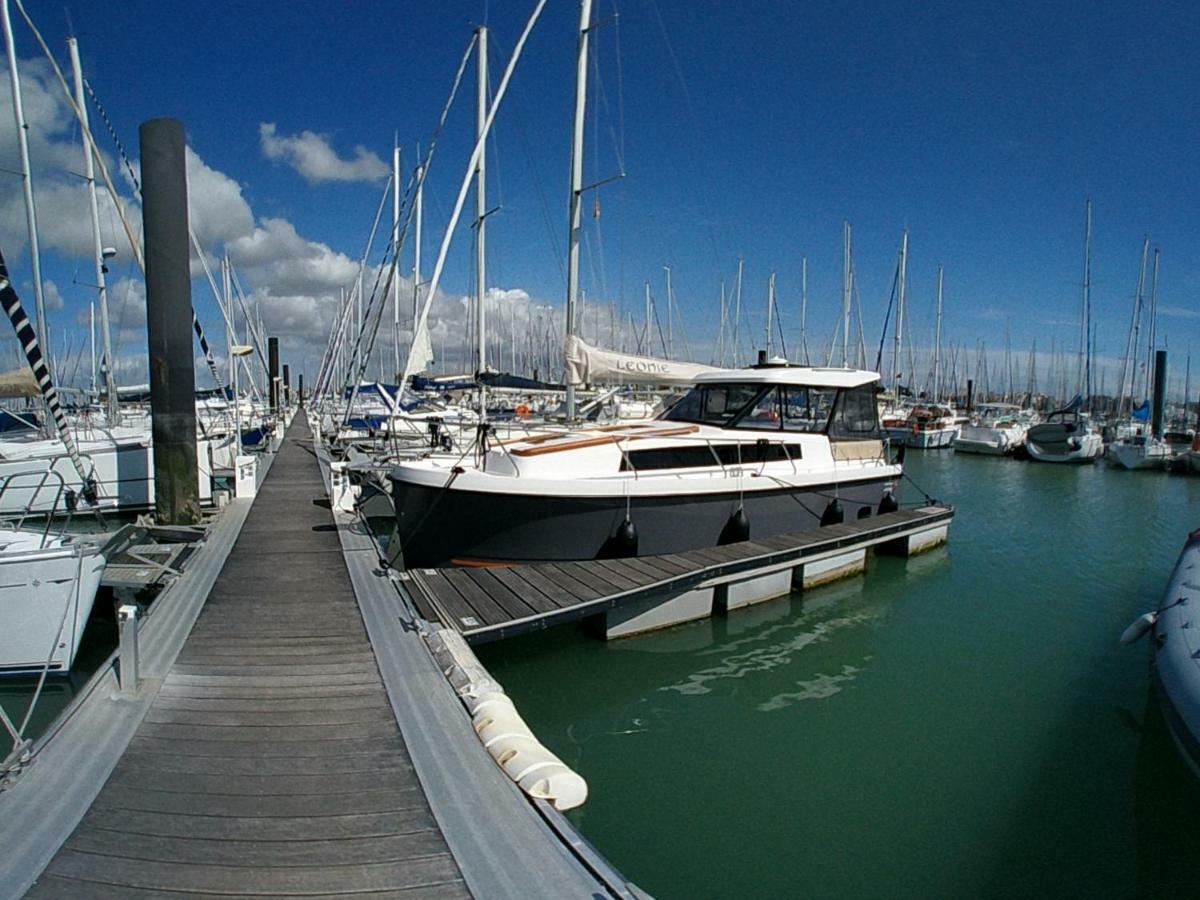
[408,505,955,644]
[26,420,468,897]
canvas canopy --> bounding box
[564,335,722,386]
[0,366,39,398]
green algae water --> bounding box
[478,453,1200,899]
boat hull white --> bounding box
[1025,424,1103,463]
[0,439,219,514]
[906,426,958,449]
[1107,439,1171,471]
[0,538,105,674]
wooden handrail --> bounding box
[509,425,699,457]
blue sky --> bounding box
[1,1,1197,396]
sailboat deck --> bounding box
[407,505,955,643]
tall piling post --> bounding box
[298,373,304,408]
[268,336,280,415]
[1151,349,1167,440]
[282,363,290,408]
[140,118,200,525]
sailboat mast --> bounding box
[664,265,673,359]
[475,25,488,413]
[1079,199,1092,405]
[413,146,423,324]
[764,272,774,358]
[69,37,117,418]
[392,139,401,380]
[932,265,944,404]
[564,0,592,421]
[732,257,743,366]
[643,281,651,353]
[842,221,851,366]
[716,280,726,365]
[800,255,809,365]
[2,0,50,376]
[88,302,95,394]
[893,230,908,394]
[1147,247,1160,395]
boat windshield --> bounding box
[660,383,761,426]
[662,382,878,437]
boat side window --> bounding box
[780,386,837,433]
[827,385,881,440]
[620,442,796,471]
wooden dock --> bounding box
[7,415,630,899]
[407,505,955,643]
[25,416,469,898]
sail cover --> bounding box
[0,366,39,398]
[564,335,722,386]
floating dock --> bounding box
[2,416,638,899]
[406,505,954,642]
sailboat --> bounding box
[1108,249,1172,470]
[0,251,106,675]
[1026,201,1103,464]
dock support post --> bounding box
[282,363,291,409]
[298,373,304,408]
[268,336,280,415]
[140,117,200,525]
[117,603,139,694]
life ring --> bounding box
[515,403,530,418]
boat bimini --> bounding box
[388,366,902,568]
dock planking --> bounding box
[409,505,955,644]
[26,415,469,899]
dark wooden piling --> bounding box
[268,336,280,415]
[140,117,200,525]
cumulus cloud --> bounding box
[185,147,255,247]
[42,278,64,310]
[259,123,388,184]
[0,54,568,390]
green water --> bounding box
[479,453,1200,899]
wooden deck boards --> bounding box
[26,416,469,899]
[410,505,954,644]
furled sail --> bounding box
[564,334,722,386]
[0,366,40,398]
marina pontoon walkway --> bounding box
[26,417,469,897]
[408,505,955,644]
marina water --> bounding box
[479,453,1200,898]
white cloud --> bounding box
[1158,305,1200,320]
[259,122,388,184]
[185,147,255,247]
[42,278,64,310]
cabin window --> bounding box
[827,385,880,439]
[620,442,797,471]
